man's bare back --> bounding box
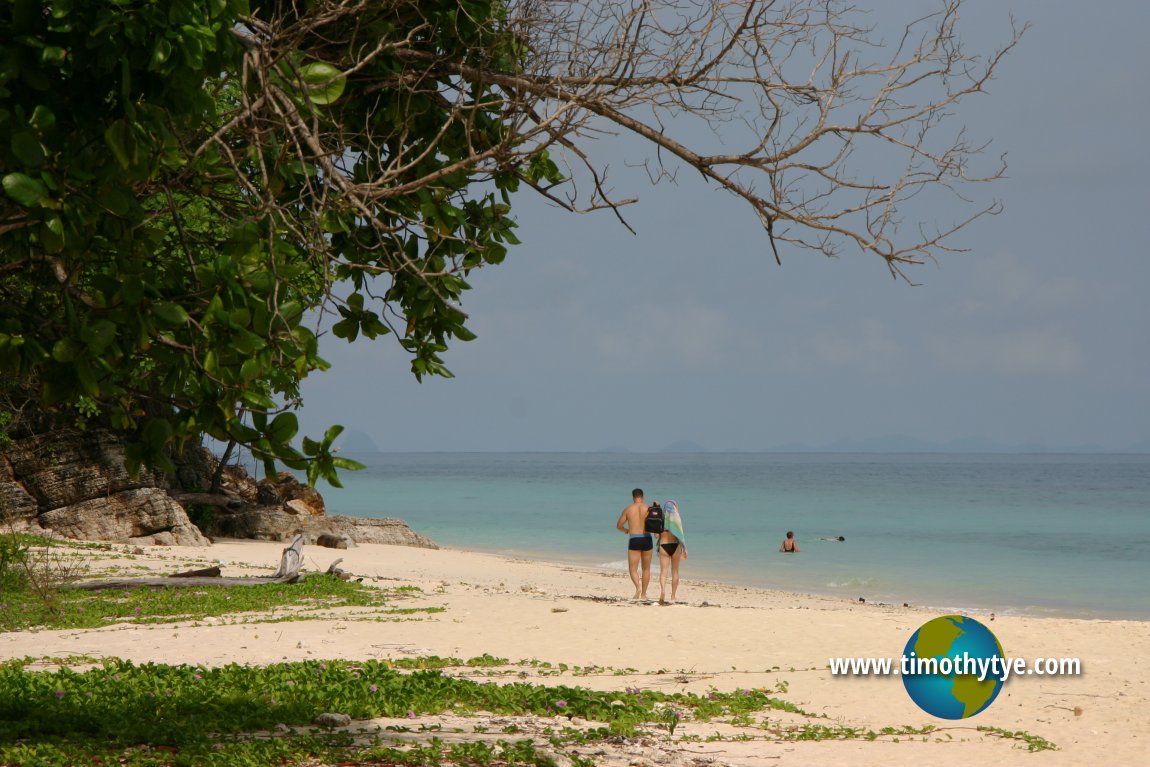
[618,500,647,535]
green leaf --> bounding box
[241,389,276,409]
[323,424,345,446]
[41,46,67,65]
[104,120,136,170]
[52,339,80,362]
[267,412,299,444]
[299,62,346,105]
[2,173,50,207]
[11,131,46,166]
[239,358,261,381]
[81,320,116,353]
[142,418,173,449]
[150,38,173,70]
[153,303,189,326]
[30,105,56,131]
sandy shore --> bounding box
[3,539,1146,766]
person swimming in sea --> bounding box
[779,530,799,553]
[657,499,687,604]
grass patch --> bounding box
[0,572,418,632]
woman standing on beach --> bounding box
[658,500,687,604]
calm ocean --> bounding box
[304,452,1150,619]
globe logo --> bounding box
[901,615,1005,719]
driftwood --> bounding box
[170,565,222,578]
[68,535,307,590]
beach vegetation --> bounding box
[0,657,794,765]
[0,570,424,633]
[0,1,1021,482]
[976,725,1059,752]
[0,655,1058,763]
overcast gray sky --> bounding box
[296,1,1149,453]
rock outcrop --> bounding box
[0,428,436,550]
[0,429,207,546]
[213,511,437,548]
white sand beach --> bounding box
[3,540,1147,766]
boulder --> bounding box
[316,533,350,549]
[342,517,438,548]
[285,498,321,516]
[254,472,326,515]
[38,487,210,546]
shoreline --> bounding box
[428,540,1150,623]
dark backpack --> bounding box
[644,502,665,534]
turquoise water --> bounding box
[307,452,1150,619]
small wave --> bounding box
[825,577,880,589]
[598,559,630,571]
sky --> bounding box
[295,1,1150,453]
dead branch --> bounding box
[68,535,306,590]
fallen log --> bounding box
[169,566,222,578]
[68,536,306,590]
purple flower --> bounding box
[133,607,142,614]
[54,690,65,700]
[193,674,202,681]
[369,684,378,693]
[319,663,328,671]
[555,700,567,708]
[406,709,416,719]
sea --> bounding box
[299,452,1150,620]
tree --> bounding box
[0,0,1021,480]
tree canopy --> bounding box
[0,0,1021,480]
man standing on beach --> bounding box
[617,488,653,600]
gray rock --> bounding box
[316,533,350,549]
[340,517,437,548]
[285,498,321,516]
[313,712,351,728]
